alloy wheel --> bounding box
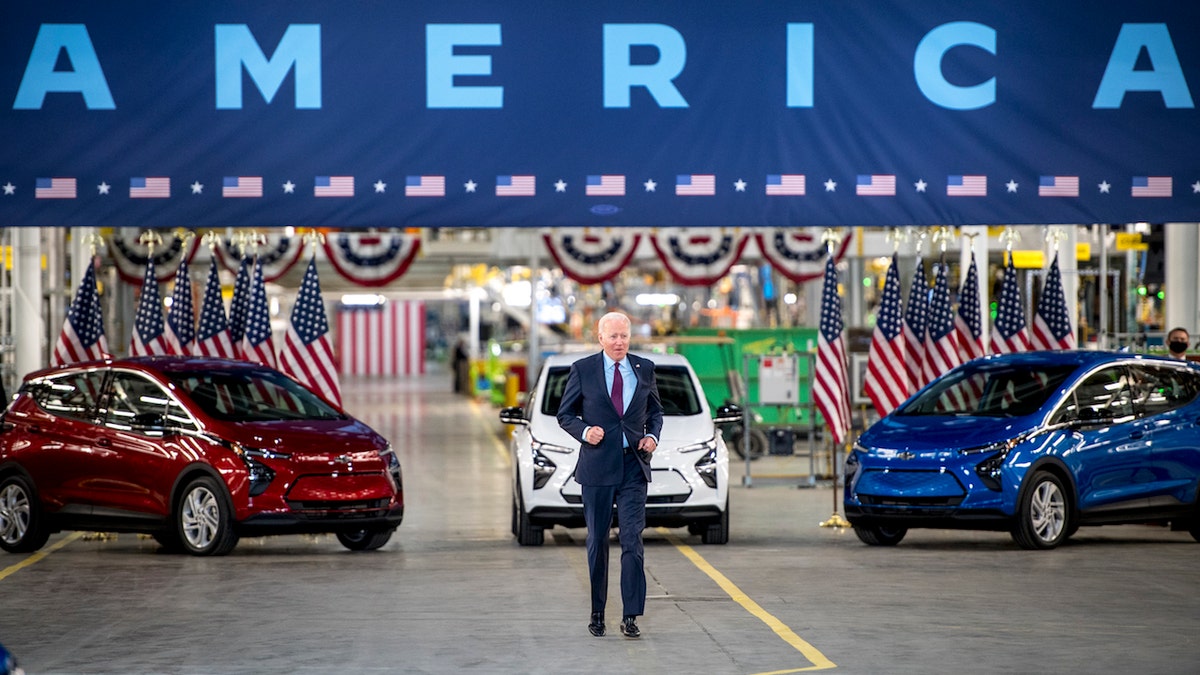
[181,485,220,550]
[0,484,30,546]
[1029,479,1066,543]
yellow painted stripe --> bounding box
[470,399,512,467]
[660,528,837,672]
[0,531,83,582]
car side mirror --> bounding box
[713,402,744,425]
[498,406,527,426]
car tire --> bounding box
[853,524,907,546]
[337,528,394,551]
[727,428,767,461]
[511,494,520,537]
[176,476,239,556]
[152,530,183,553]
[1011,470,1069,550]
[515,491,544,546]
[0,474,50,554]
[701,499,729,545]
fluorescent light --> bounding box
[341,293,385,306]
[636,293,680,307]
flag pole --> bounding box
[818,227,852,530]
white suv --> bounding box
[500,351,742,546]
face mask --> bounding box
[1169,340,1188,354]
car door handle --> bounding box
[1129,430,1144,440]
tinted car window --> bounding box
[1052,366,1135,424]
[26,371,107,422]
[168,370,344,421]
[541,364,702,417]
[1130,364,1200,417]
[897,363,1075,417]
[102,371,173,431]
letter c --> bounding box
[914,22,996,110]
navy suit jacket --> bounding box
[556,352,663,486]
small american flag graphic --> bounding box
[36,177,76,199]
[130,177,170,198]
[586,175,625,196]
[496,175,536,196]
[765,174,805,196]
[223,176,263,198]
[405,175,445,197]
[856,174,896,196]
[947,175,987,197]
[1132,176,1172,198]
[676,174,715,196]
[1038,175,1079,197]
[315,176,354,197]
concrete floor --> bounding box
[1,371,1198,674]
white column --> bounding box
[14,227,45,381]
[1164,223,1199,337]
[1061,225,1079,346]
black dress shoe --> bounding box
[620,615,640,638]
[588,612,605,637]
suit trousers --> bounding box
[581,452,648,617]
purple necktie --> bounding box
[611,362,624,416]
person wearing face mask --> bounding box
[1166,327,1190,360]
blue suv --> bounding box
[845,351,1200,549]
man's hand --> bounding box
[638,436,657,453]
[585,426,605,445]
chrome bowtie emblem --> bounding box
[335,454,351,464]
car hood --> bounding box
[859,414,1036,453]
[217,418,389,457]
[531,415,714,450]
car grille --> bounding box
[285,498,391,514]
[859,495,965,507]
[561,494,690,505]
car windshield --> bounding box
[895,363,1076,418]
[541,364,702,416]
[167,370,345,422]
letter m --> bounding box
[215,24,321,109]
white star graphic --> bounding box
[644,179,657,192]
[283,180,296,194]
[1098,180,1111,194]
[191,181,203,194]
[1192,180,1200,194]
[97,182,110,195]
[464,179,477,193]
[1006,180,1018,193]
[734,179,747,192]
[914,179,927,192]
[824,178,837,192]
[2,182,14,195]
[554,179,567,193]
[374,180,387,193]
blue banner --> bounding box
[1,1,1198,228]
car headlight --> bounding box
[968,439,1018,492]
[693,444,720,489]
[229,441,283,496]
[531,437,574,454]
[380,444,403,491]
[531,447,557,489]
[679,437,718,454]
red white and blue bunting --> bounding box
[756,228,853,283]
[214,233,308,283]
[108,230,201,284]
[321,231,422,287]
[649,228,749,286]
[543,229,641,285]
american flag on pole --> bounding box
[813,254,850,445]
[856,174,896,196]
[195,259,236,359]
[956,253,986,362]
[1038,175,1079,197]
[130,259,170,356]
[405,175,445,197]
[279,258,341,406]
[227,257,252,358]
[863,254,908,417]
[241,258,277,367]
[1031,253,1076,351]
[52,261,110,365]
[586,175,625,196]
[675,174,716,196]
[922,260,961,386]
[1131,176,1172,198]
[165,258,196,355]
[129,177,171,198]
[903,259,929,391]
[223,176,263,198]
[765,174,805,196]
[496,175,536,196]
[947,175,987,197]
[314,175,354,197]
[36,177,76,199]
[991,258,1032,354]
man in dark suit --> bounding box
[557,311,663,639]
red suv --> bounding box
[0,357,403,556]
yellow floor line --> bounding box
[0,531,83,582]
[660,528,837,672]
[470,399,512,467]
